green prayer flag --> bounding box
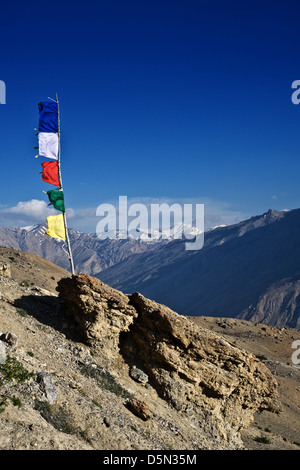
[47,187,65,212]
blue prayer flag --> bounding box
[38,101,58,133]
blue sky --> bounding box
[1,0,300,232]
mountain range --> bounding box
[0,224,160,276]
[0,208,300,328]
[99,208,300,328]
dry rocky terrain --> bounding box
[192,316,300,450]
[0,246,299,451]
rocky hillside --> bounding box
[0,246,300,450]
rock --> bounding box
[103,416,111,427]
[126,398,152,421]
[124,293,282,442]
[0,262,11,279]
[0,340,6,364]
[56,274,137,362]
[36,372,58,405]
[0,332,18,348]
[130,366,148,384]
[57,274,282,448]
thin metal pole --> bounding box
[56,93,75,275]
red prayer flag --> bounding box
[41,161,59,186]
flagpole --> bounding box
[56,93,75,275]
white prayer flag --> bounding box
[38,132,58,160]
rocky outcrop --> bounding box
[124,292,282,445]
[56,274,138,362]
[57,274,282,449]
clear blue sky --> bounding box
[1,0,300,232]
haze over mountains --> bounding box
[0,208,300,329]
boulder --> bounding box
[57,274,137,362]
[130,366,148,384]
[57,274,282,449]
[124,292,282,445]
[36,371,58,405]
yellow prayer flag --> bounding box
[45,214,66,240]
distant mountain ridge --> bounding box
[0,221,201,275]
[0,224,160,275]
[98,208,300,329]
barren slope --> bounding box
[0,246,299,451]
